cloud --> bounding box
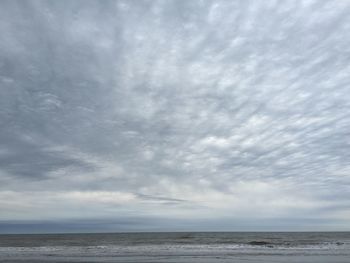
[0,0,350,231]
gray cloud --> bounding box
[1,0,350,232]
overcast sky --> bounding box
[1,0,350,233]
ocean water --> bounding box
[0,232,349,262]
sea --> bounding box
[0,232,349,262]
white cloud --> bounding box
[0,0,350,230]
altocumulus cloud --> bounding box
[1,0,350,232]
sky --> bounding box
[1,0,350,233]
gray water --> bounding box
[0,232,350,262]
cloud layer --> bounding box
[1,0,350,232]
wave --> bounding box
[0,241,347,253]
